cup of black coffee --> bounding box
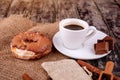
[59,18,97,49]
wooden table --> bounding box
[0,0,120,78]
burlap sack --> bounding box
[0,15,36,53]
[42,59,92,80]
[0,15,68,80]
[28,22,59,40]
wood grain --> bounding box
[93,0,120,48]
[53,0,79,20]
[76,0,109,33]
[93,0,120,76]
[7,0,33,17]
[30,0,56,23]
[114,0,120,6]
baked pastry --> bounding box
[11,32,52,60]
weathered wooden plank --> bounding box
[76,0,109,72]
[30,0,56,23]
[114,0,120,6]
[53,0,109,33]
[53,0,79,20]
[76,0,109,34]
[76,0,120,77]
[7,0,33,18]
[93,0,120,76]
[93,0,120,47]
[0,0,12,17]
[30,0,79,23]
[93,0,120,54]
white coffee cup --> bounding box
[59,18,97,50]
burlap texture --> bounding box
[0,15,68,80]
[42,59,92,80]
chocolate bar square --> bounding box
[94,42,109,54]
[103,36,115,50]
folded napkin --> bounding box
[41,59,92,80]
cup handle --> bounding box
[85,26,97,41]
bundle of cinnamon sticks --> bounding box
[22,60,120,80]
[77,60,120,80]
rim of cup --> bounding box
[59,18,89,32]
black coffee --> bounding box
[64,24,84,30]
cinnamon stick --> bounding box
[22,73,33,80]
[77,60,120,80]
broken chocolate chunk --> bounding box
[94,42,109,54]
[103,36,115,50]
[97,36,115,50]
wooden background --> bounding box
[0,0,120,77]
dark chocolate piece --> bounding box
[103,36,115,50]
[94,42,109,54]
[97,36,115,50]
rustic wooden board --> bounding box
[93,0,120,76]
[53,0,79,20]
[30,0,56,23]
[115,0,120,5]
[29,0,79,23]
[93,0,120,47]
[7,0,33,17]
[0,0,120,78]
[75,0,120,77]
[76,0,109,33]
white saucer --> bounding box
[52,30,111,60]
